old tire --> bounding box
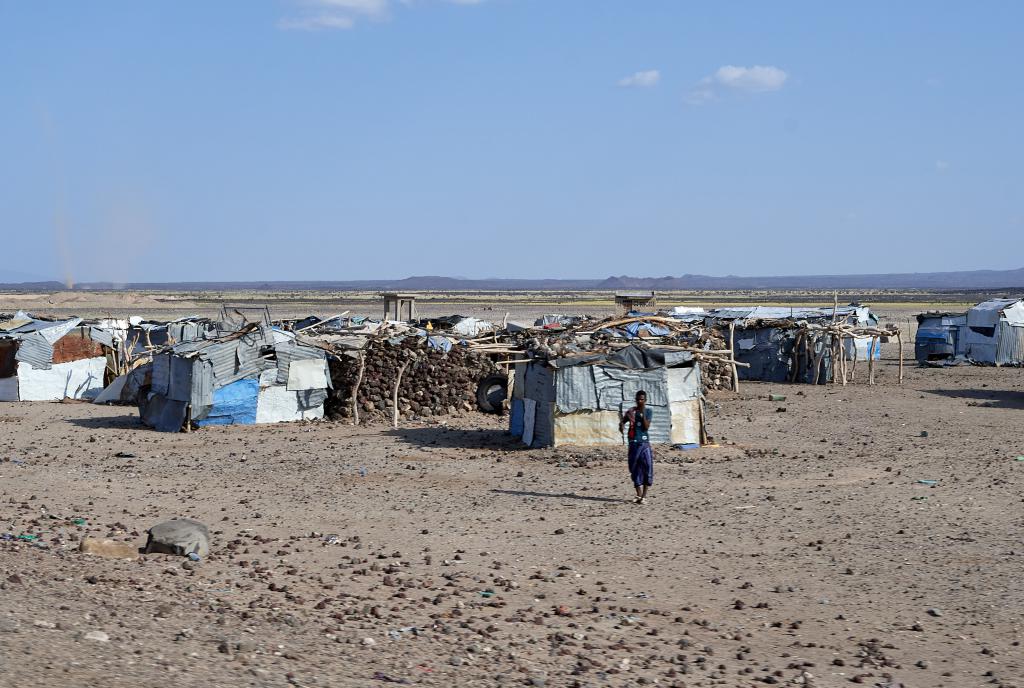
[476,374,508,414]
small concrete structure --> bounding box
[382,293,417,322]
[614,291,657,315]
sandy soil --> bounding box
[1,354,1022,688]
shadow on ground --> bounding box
[924,388,1024,409]
[490,489,625,504]
[66,414,145,430]
[383,426,523,450]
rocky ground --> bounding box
[1,357,1022,688]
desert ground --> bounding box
[1,293,1023,688]
[0,288,984,324]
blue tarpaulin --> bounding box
[623,322,671,338]
[427,336,454,353]
[194,378,258,427]
[916,328,949,341]
[509,398,525,438]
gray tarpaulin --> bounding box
[167,355,194,402]
[190,359,214,419]
[38,319,82,344]
[89,327,115,348]
[555,365,597,413]
[593,366,624,411]
[275,341,324,385]
[618,367,668,407]
[151,353,171,396]
[605,345,693,370]
[202,341,237,384]
[297,388,328,409]
[13,332,53,369]
[142,395,188,433]
[523,364,555,403]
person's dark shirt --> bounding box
[627,407,653,445]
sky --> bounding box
[1,1,1022,284]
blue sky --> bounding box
[1,1,1021,283]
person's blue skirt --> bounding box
[628,442,654,487]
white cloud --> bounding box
[686,64,788,104]
[279,0,484,31]
[935,160,951,173]
[277,13,356,31]
[713,65,787,92]
[617,70,660,88]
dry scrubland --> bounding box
[0,289,983,324]
[0,292,1022,688]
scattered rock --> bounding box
[145,519,210,558]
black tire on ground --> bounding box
[476,374,508,414]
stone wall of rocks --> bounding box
[325,338,499,423]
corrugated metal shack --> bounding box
[126,317,218,355]
[139,324,331,432]
[0,312,116,401]
[915,311,967,364]
[509,344,706,448]
[963,298,1024,366]
[707,305,881,384]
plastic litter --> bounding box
[187,552,201,561]
[16,534,37,541]
[916,479,938,486]
[768,394,787,402]
[674,443,700,451]
[1016,456,1024,462]
[359,467,367,478]
[479,590,495,598]
[71,518,86,526]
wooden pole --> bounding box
[867,336,877,385]
[505,358,514,413]
[835,335,846,386]
[897,331,904,385]
[392,360,409,429]
[812,335,826,385]
[351,352,365,426]
[728,322,740,393]
[790,331,803,383]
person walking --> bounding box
[619,390,654,504]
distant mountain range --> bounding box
[2,267,1023,292]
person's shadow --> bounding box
[490,489,625,504]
